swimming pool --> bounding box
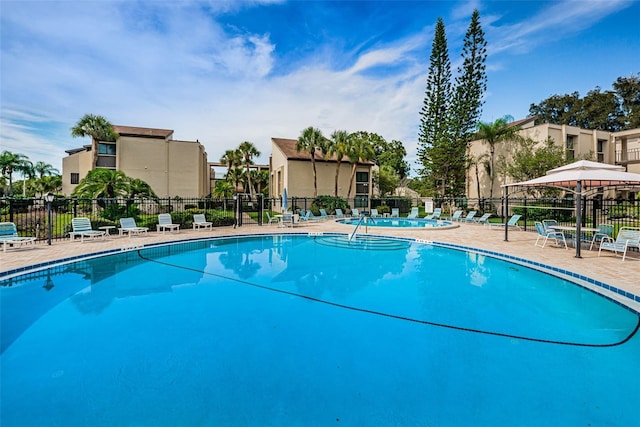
[1,234,639,426]
[337,217,456,228]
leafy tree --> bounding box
[213,180,234,198]
[17,160,34,197]
[613,73,640,129]
[468,153,489,199]
[529,92,581,126]
[34,161,59,179]
[70,114,119,169]
[417,17,452,194]
[34,175,62,196]
[0,151,30,196]
[325,130,350,197]
[449,8,487,194]
[227,167,244,193]
[501,138,567,196]
[373,138,409,179]
[237,141,260,197]
[296,126,326,198]
[345,131,375,198]
[475,115,522,199]
[374,165,399,196]
[576,88,622,130]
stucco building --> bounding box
[62,125,210,197]
[467,118,640,200]
[270,138,374,212]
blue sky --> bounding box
[1,0,638,176]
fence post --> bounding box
[257,194,263,226]
[523,197,528,231]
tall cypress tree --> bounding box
[417,18,452,196]
[449,9,487,196]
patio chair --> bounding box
[473,213,492,225]
[157,213,180,234]
[279,212,299,227]
[0,222,37,252]
[335,209,345,218]
[407,207,419,219]
[534,221,567,249]
[489,214,522,231]
[319,209,332,220]
[425,207,441,220]
[370,208,380,218]
[459,211,477,223]
[391,208,399,218]
[119,217,149,237]
[449,210,463,221]
[598,227,640,261]
[264,212,280,226]
[193,214,213,230]
[589,224,614,250]
[351,208,361,218]
[69,217,107,243]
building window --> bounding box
[566,135,575,160]
[355,171,369,195]
[70,173,79,184]
[98,143,116,155]
[597,139,606,162]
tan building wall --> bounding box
[62,126,210,198]
[467,122,618,200]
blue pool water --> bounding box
[1,234,639,426]
[337,217,454,228]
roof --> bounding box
[271,137,374,165]
[65,145,91,155]
[113,125,174,139]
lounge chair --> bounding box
[193,214,213,230]
[335,209,345,218]
[391,208,399,218]
[264,212,279,226]
[119,217,149,237]
[370,208,380,218]
[319,209,332,220]
[69,217,107,243]
[407,207,419,219]
[534,221,567,249]
[449,210,463,221]
[351,208,360,218]
[489,214,522,231]
[305,210,321,221]
[473,213,492,225]
[598,227,640,261]
[459,211,477,223]
[157,213,180,234]
[279,212,299,227]
[0,222,37,252]
[425,207,441,220]
[589,224,614,250]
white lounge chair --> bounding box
[157,213,180,234]
[370,208,380,218]
[334,209,345,218]
[598,227,640,261]
[459,211,477,223]
[279,212,299,227]
[193,214,213,230]
[589,224,614,250]
[69,217,106,242]
[449,210,463,221]
[425,207,441,220]
[264,212,279,226]
[0,222,37,252]
[319,209,333,220]
[534,221,567,249]
[119,217,149,237]
[489,214,522,231]
[351,208,360,218]
[390,208,399,218]
[473,213,492,225]
[407,207,419,219]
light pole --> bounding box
[44,192,55,245]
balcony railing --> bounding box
[616,148,640,164]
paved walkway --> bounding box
[2,220,638,304]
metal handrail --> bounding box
[348,215,366,241]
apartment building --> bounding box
[62,125,210,197]
[270,138,374,211]
[467,118,640,199]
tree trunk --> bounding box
[489,144,495,199]
[347,163,357,199]
[334,160,341,197]
[311,157,318,198]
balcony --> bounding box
[616,148,640,164]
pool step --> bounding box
[314,235,410,251]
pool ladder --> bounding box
[348,214,375,241]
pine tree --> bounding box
[449,9,487,196]
[417,18,452,196]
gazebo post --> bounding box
[575,181,582,258]
[504,186,509,242]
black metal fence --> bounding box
[2,195,638,243]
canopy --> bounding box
[502,160,640,258]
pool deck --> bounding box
[2,220,638,304]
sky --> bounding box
[1,0,639,177]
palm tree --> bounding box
[0,151,30,196]
[70,114,119,169]
[237,141,260,197]
[475,115,522,199]
[34,175,62,196]
[227,167,245,193]
[345,132,375,199]
[18,160,34,197]
[295,127,326,198]
[33,161,59,179]
[128,178,157,199]
[71,168,130,199]
[326,130,349,197]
